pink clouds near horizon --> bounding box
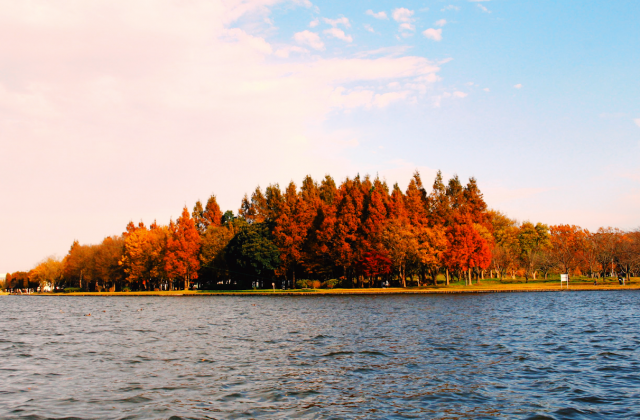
[0,0,446,270]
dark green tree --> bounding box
[225,222,281,288]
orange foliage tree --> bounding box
[165,207,202,290]
[549,224,586,278]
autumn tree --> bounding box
[517,222,550,282]
[413,224,448,286]
[461,177,488,224]
[199,216,247,285]
[445,175,464,217]
[428,170,449,226]
[119,223,152,289]
[273,182,307,285]
[62,240,102,289]
[357,250,392,287]
[549,225,586,278]
[444,221,491,285]
[487,210,520,280]
[302,176,339,279]
[333,176,365,283]
[165,207,202,290]
[9,272,29,289]
[618,231,640,282]
[592,227,623,279]
[362,177,389,250]
[381,218,414,287]
[203,195,223,229]
[192,200,206,235]
[404,172,428,227]
[92,235,125,290]
[32,256,64,291]
[239,187,268,224]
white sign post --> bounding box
[560,273,569,289]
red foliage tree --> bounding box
[444,222,491,285]
[358,250,392,283]
[549,224,586,278]
[404,171,428,226]
[165,207,202,290]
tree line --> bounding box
[4,171,640,292]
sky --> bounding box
[1,0,639,272]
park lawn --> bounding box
[16,278,640,296]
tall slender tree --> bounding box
[165,207,202,290]
[203,195,223,229]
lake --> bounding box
[1,291,639,419]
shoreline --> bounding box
[7,283,640,296]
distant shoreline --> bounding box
[7,283,640,296]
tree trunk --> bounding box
[445,269,449,286]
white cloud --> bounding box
[477,4,491,13]
[323,27,353,42]
[393,8,414,23]
[435,19,447,27]
[323,17,350,28]
[309,18,319,28]
[441,5,461,11]
[423,28,442,41]
[400,23,415,32]
[366,10,388,20]
[483,87,490,92]
[294,30,325,50]
[393,8,415,33]
[634,118,640,128]
[274,45,308,58]
[514,83,522,89]
[453,91,467,98]
[469,0,490,2]
[363,24,375,33]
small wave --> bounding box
[359,350,387,356]
[119,395,153,404]
[572,395,608,404]
[322,351,354,357]
[218,392,244,401]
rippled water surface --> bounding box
[1,291,639,419]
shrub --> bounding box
[63,287,82,294]
[322,279,339,289]
[311,280,322,289]
[122,287,131,292]
[296,279,311,289]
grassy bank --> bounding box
[12,278,640,296]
